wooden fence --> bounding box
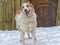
[57,0,60,25]
[0,0,22,30]
[0,0,58,30]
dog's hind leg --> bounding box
[32,31,39,45]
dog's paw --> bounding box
[35,42,39,45]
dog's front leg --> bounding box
[21,32,25,45]
[32,31,39,45]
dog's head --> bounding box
[21,2,34,17]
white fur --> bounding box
[15,2,39,45]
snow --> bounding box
[0,26,60,45]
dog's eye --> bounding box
[26,5,29,7]
[22,6,24,8]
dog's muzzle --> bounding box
[24,9,30,16]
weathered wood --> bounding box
[57,0,60,25]
[0,0,21,30]
[29,0,58,27]
[0,0,58,30]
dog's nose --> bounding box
[24,9,27,12]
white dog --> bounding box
[15,2,39,45]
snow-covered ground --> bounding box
[0,26,60,45]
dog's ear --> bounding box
[27,1,30,4]
[27,2,34,9]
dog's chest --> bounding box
[20,16,35,32]
[23,17,34,23]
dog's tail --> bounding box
[16,9,21,15]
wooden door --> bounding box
[29,0,58,27]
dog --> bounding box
[15,2,39,45]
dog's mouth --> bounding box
[25,10,30,16]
